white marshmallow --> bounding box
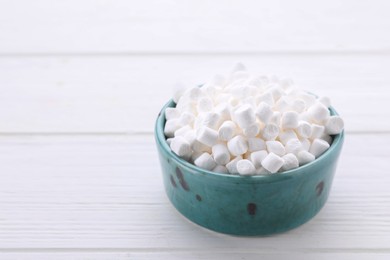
[243,123,260,137]
[237,159,257,175]
[261,152,284,173]
[297,151,315,165]
[178,112,195,127]
[310,124,325,139]
[197,97,214,114]
[214,103,231,122]
[299,92,317,107]
[267,86,284,101]
[307,102,329,123]
[285,138,303,154]
[309,138,330,158]
[201,112,222,129]
[250,150,268,168]
[170,136,192,157]
[266,141,286,156]
[290,99,306,113]
[166,138,173,146]
[318,96,331,108]
[256,92,274,106]
[218,121,237,141]
[300,138,311,151]
[187,87,203,101]
[255,167,270,175]
[165,107,180,120]
[320,134,333,145]
[275,97,290,113]
[282,153,299,171]
[196,126,219,147]
[183,130,196,145]
[269,111,281,125]
[227,135,248,156]
[164,119,180,138]
[296,121,312,138]
[212,165,229,174]
[212,144,231,165]
[234,104,256,128]
[325,116,344,135]
[256,102,273,123]
[174,125,192,137]
[192,139,211,153]
[247,137,266,152]
[278,130,298,145]
[194,152,217,170]
[226,156,243,174]
[281,111,299,129]
[262,123,280,140]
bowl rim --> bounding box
[155,99,344,182]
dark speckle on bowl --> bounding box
[176,167,190,191]
[170,175,177,188]
[247,203,257,215]
[196,194,202,201]
[316,181,324,196]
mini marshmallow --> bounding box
[285,138,303,154]
[261,152,284,173]
[267,86,284,101]
[269,111,281,125]
[282,153,299,171]
[250,150,268,168]
[255,167,269,175]
[170,136,192,157]
[325,116,344,135]
[227,135,248,156]
[243,123,260,137]
[307,102,329,123]
[218,121,237,141]
[165,107,180,120]
[309,138,330,158]
[266,141,285,156]
[275,97,290,113]
[196,126,219,147]
[214,103,231,122]
[256,102,273,123]
[201,112,222,130]
[297,151,315,165]
[311,124,325,139]
[290,99,306,113]
[237,159,257,175]
[300,138,311,151]
[299,92,317,107]
[178,112,195,127]
[166,138,173,146]
[212,144,231,165]
[194,152,217,170]
[281,111,299,129]
[226,156,243,174]
[256,92,274,106]
[296,121,312,138]
[247,137,266,152]
[278,130,298,145]
[320,134,333,145]
[164,119,180,138]
[197,97,214,114]
[262,123,280,140]
[187,87,203,101]
[234,104,256,129]
[174,125,192,137]
[318,96,331,108]
[212,165,229,174]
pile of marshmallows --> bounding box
[164,64,344,175]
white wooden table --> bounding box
[0,1,389,259]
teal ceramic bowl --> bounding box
[155,100,344,236]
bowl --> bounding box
[155,100,344,236]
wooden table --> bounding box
[0,1,389,259]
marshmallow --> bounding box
[309,138,330,158]
[282,153,299,171]
[183,130,196,145]
[300,138,311,151]
[278,130,298,145]
[164,119,180,138]
[214,103,231,122]
[194,152,217,170]
[227,135,248,156]
[212,165,229,174]
[237,159,257,175]
[310,124,325,139]
[197,97,214,114]
[256,92,274,106]
[318,96,331,108]
[247,137,266,152]
[250,150,268,168]
[255,167,269,175]
[299,92,316,107]
[234,104,256,128]
[187,87,203,101]
[226,156,243,174]
[212,144,231,165]
[262,123,280,140]
[243,123,260,137]
[166,138,173,146]
[178,112,195,127]
[320,134,333,145]
[192,139,211,153]
[196,126,219,147]
[261,152,284,173]
[275,97,290,113]
[296,121,312,138]
[281,111,299,129]
[170,136,192,157]
[267,86,284,101]
[165,107,180,120]
[256,102,273,123]
[266,141,285,156]
[307,102,329,123]
[201,112,222,130]
[269,111,281,125]
[285,138,303,154]
[174,125,192,137]
[290,99,306,113]
[325,116,344,135]
[218,121,237,141]
[297,151,315,165]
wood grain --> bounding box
[0,0,389,54]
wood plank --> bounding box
[0,54,389,133]
[0,134,389,250]
[0,0,389,54]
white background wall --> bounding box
[0,1,389,259]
